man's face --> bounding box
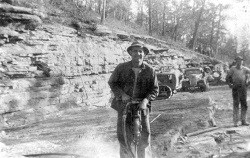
[130,46,145,63]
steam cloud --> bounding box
[68,129,119,158]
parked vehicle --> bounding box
[157,67,182,99]
[181,67,209,92]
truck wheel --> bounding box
[182,86,188,92]
[162,86,173,99]
[181,82,190,92]
[201,84,209,92]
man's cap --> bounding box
[127,41,150,56]
[235,56,243,61]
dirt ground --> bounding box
[0,85,250,158]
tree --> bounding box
[100,0,106,24]
[148,0,152,35]
[135,0,145,26]
[219,36,237,61]
[161,3,167,36]
[189,0,206,50]
[170,0,184,41]
[214,4,222,56]
[97,0,102,14]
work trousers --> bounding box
[232,86,248,123]
[117,104,151,158]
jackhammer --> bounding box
[122,101,142,158]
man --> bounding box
[108,41,159,158]
[226,56,250,127]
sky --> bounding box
[222,0,250,34]
[220,0,250,52]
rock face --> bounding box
[0,2,134,128]
[0,21,135,128]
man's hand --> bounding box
[121,93,131,103]
[138,98,149,110]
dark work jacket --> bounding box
[108,61,159,112]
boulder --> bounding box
[1,12,42,24]
[115,30,130,40]
[0,27,24,43]
[0,3,46,18]
[94,25,112,36]
[130,33,142,41]
[0,4,43,30]
[0,27,19,36]
[0,0,13,4]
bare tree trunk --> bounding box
[113,8,117,18]
[148,0,152,35]
[191,21,200,50]
[97,0,102,14]
[100,0,106,24]
[153,8,159,33]
[209,18,215,46]
[214,4,222,56]
[174,0,183,41]
[123,10,127,22]
[189,0,206,50]
[173,19,179,41]
[125,11,129,23]
[136,0,144,26]
[117,10,121,20]
[162,4,166,36]
[171,16,176,39]
[88,0,93,11]
[125,11,127,21]
[140,0,143,26]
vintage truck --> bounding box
[181,67,210,92]
[157,66,183,99]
